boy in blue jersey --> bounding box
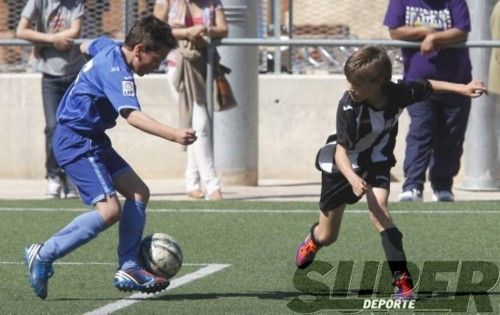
[23,16,197,299]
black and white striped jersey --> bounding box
[336,80,433,169]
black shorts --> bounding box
[319,166,391,211]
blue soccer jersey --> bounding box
[56,36,141,135]
[53,36,140,204]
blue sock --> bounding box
[38,210,106,262]
[118,200,146,270]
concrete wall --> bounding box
[0,73,424,184]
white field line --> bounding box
[0,207,499,214]
[84,264,230,315]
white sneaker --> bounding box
[398,189,423,202]
[46,176,62,198]
[63,177,79,199]
[432,190,454,202]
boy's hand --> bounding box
[463,80,488,98]
[175,128,197,145]
[348,174,368,197]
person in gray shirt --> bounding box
[16,0,85,198]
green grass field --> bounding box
[0,200,499,314]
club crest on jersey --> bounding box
[122,80,135,97]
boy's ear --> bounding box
[134,43,146,57]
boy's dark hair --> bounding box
[124,15,177,53]
[344,46,392,85]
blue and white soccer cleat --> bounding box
[23,244,54,299]
[114,266,170,293]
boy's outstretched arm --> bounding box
[123,109,197,145]
[428,79,488,98]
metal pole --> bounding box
[206,38,500,48]
[288,0,293,72]
[273,0,281,73]
[123,0,133,36]
[463,0,499,190]
[215,1,259,185]
[1,38,499,47]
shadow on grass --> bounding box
[44,289,500,302]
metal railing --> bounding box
[205,38,500,113]
[2,36,499,140]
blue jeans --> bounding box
[402,93,471,192]
[42,73,77,178]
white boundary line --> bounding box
[84,263,230,315]
[0,207,499,214]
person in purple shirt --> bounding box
[384,0,472,202]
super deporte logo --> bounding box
[288,260,500,313]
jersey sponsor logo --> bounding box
[122,81,135,97]
[343,105,353,111]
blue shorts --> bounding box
[53,125,131,205]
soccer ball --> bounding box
[140,233,183,279]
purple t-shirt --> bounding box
[384,0,472,83]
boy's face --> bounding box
[347,79,383,103]
[132,44,169,76]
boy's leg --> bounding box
[24,150,119,299]
[366,187,414,299]
[295,171,356,269]
[112,169,150,270]
[25,200,113,300]
[110,161,169,293]
[295,205,346,269]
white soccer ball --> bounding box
[140,233,183,279]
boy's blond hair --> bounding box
[344,46,392,85]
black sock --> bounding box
[380,227,408,276]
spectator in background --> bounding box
[153,0,228,201]
[16,0,85,198]
[384,0,473,202]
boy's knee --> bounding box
[101,204,122,225]
[136,184,150,203]
[121,183,150,203]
